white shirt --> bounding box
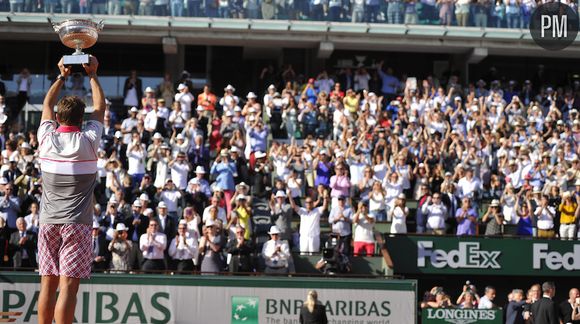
[121,117,139,144]
[354,213,375,243]
[422,203,448,230]
[160,190,182,213]
[175,92,194,119]
[126,143,146,175]
[24,213,39,232]
[202,205,227,225]
[297,207,324,237]
[168,233,198,260]
[139,232,167,260]
[457,177,481,198]
[170,162,190,190]
[144,110,158,131]
[535,206,555,230]
[328,206,352,236]
[478,295,494,309]
[262,239,290,268]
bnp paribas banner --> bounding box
[422,308,503,324]
[387,235,580,276]
[0,273,416,324]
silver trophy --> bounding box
[52,19,104,65]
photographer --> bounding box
[482,199,504,236]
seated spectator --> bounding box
[23,201,39,234]
[353,201,375,256]
[262,225,290,275]
[108,223,132,273]
[168,220,198,273]
[139,219,167,273]
[199,219,225,275]
[482,199,504,236]
[9,217,37,270]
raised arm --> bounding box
[84,56,105,123]
[42,59,71,121]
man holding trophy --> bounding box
[37,20,106,324]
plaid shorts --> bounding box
[38,224,93,279]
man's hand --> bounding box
[57,58,72,78]
[82,55,99,77]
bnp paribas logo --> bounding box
[231,297,258,324]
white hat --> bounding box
[454,96,461,101]
[224,84,236,92]
[234,106,242,112]
[176,133,184,140]
[143,208,154,216]
[133,199,142,207]
[533,186,542,193]
[92,221,100,229]
[225,111,234,117]
[557,120,564,125]
[139,193,150,201]
[320,149,328,155]
[0,114,7,125]
[236,194,247,200]
[153,132,163,140]
[236,182,248,190]
[409,116,417,123]
[189,178,200,185]
[157,201,167,209]
[145,86,155,93]
[165,178,173,184]
[268,225,281,235]
[490,199,500,207]
[130,106,139,113]
[177,84,187,91]
[575,178,580,186]
[196,105,204,111]
[248,107,257,113]
[220,149,229,156]
[179,219,187,226]
[114,131,123,138]
[255,151,266,159]
[248,116,256,122]
[246,92,257,99]
[275,191,287,198]
[230,146,239,153]
[205,219,217,227]
[160,143,170,150]
[20,142,30,149]
[108,196,118,204]
[397,193,406,199]
[115,223,127,232]
[268,84,276,90]
[445,171,452,177]
[195,166,206,174]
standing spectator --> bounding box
[171,0,183,15]
[140,219,167,273]
[454,0,470,26]
[377,62,399,102]
[288,190,329,255]
[262,225,291,274]
[482,199,504,235]
[91,222,110,272]
[473,0,489,27]
[261,0,275,19]
[24,201,39,233]
[530,282,559,324]
[559,288,580,324]
[0,183,20,231]
[389,193,409,233]
[535,194,556,238]
[270,191,293,243]
[505,0,520,29]
[108,223,132,273]
[478,286,496,309]
[492,0,505,27]
[420,0,437,23]
[456,197,478,236]
[328,196,353,256]
[199,219,225,274]
[175,84,194,120]
[168,220,198,272]
[187,0,201,16]
[351,0,365,22]
[211,150,237,215]
[505,289,526,324]
[558,191,577,240]
[404,0,418,25]
[15,68,32,126]
[353,201,375,256]
[123,70,143,111]
[437,0,453,26]
[127,132,146,186]
[365,0,380,22]
[9,217,37,270]
[226,225,254,273]
[125,199,148,270]
[422,193,448,235]
[386,0,404,24]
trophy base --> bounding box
[63,54,89,65]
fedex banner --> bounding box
[387,235,580,276]
[0,273,416,324]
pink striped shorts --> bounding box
[38,224,92,279]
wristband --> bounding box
[56,74,66,83]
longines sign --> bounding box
[387,235,580,276]
[422,309,503,324]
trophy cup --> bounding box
[52,19,104,65]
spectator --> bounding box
[558,191,577,240]
[91,222,110,272]
[199,219,225,274]
[9,217,37,270]
[168,220,198,272]
[559,287,580,324]
[353,201,375,256]
[505,289,526,324]
[456,197,478,236]
[482,199,503,235]
[535,194,556,238]
[226,225,254,273]
[328,195,353,256]
[0,183,20,231]
[530,282,559,324]
[108,223,132,273]
[389,193,409,233]
[478,286,497,309]
[288,189,329,255]
[422,193,448,235]
[140,218,167,273]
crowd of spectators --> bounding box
[0,59,578,274]
[421,281,580,324]
[2,0,576,29]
